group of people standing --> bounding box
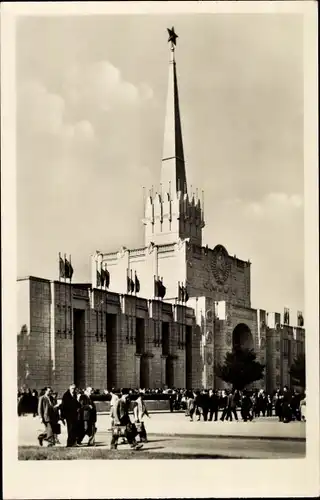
[18,388,40,417]
[180,387,306,423]
[37,384,97,447]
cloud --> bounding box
[225,192,303,219]
[18,80,96,143]
[63,60,153,114]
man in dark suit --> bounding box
[208,389,219,421]
[220,390,230,421]
[37,386,56,446]
[61,383,81,447]
[200,390,210,421]
[78,386,97,446]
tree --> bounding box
[289,353,305,388]
[214,348,265,390]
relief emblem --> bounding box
[211,245,230,284]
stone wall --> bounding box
[186,244,251,308]
[17,277,53,391]
[18,277,305,395]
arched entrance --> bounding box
[232,323,253,350]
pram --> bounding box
[111,422,143,448]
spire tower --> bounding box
[161,27,187,196]
[143,27,205,247]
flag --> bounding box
[104,267,110,288]
[127,272,134,294]
[59,256,66,279]
[284,308,289,325]
[65,258,73,280]
[154,276,159,297]
[178,284,189,303]
[97,269,102,287]
[158,278,166,299]
[135,272,140,294]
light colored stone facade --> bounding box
[17,277,200,395]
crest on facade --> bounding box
[226,333,232,346]
[211,245,230,284]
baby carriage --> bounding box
[111,422,142,448]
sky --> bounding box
[16,13,304,315]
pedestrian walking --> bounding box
[37,386,56,447]
[133,392,150,442]
[208,389,219,422]
[110,389,143,450]
[60,383,81,447]
[77,386,97,446]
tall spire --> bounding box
[161,27,187,196]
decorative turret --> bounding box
[143,27,205,247]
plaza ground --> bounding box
[19,411,306,459]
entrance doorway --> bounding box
[185,325,192,389]
[73,309,86,388]
[136,318,145,355]
[165,358,174,388]
[140,356,149,389]
[232,323,253,350]
[106,313,117,390]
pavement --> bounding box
[19,412,306,458]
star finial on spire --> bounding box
[167,27,178,49]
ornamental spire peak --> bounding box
[161,27,187,196]
[167,26,178,49]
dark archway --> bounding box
[232,323,253,350]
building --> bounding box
[17,30,305,395]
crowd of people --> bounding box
[175,387,306,423]
[18,384,306,449]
